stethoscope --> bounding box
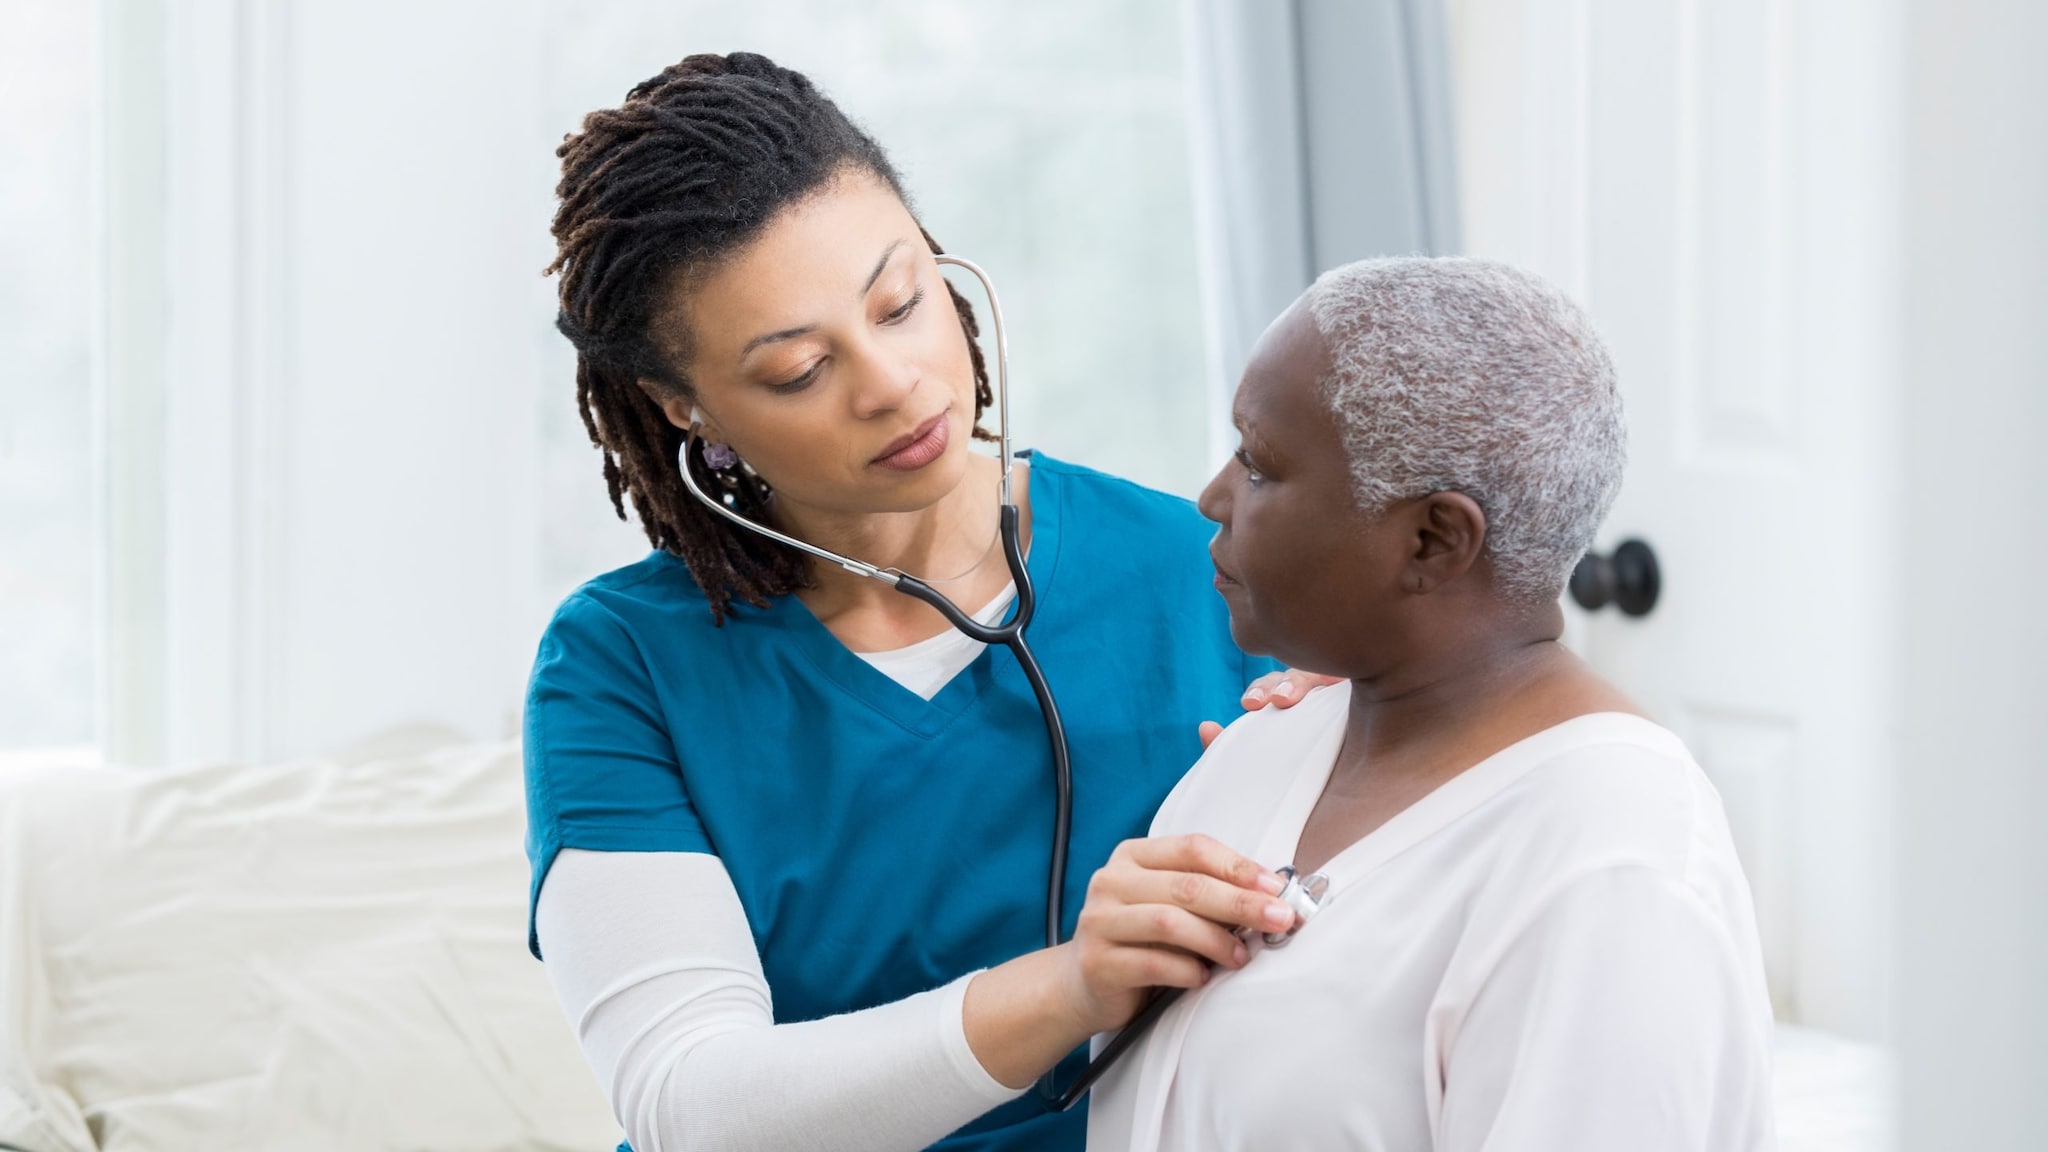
[676,253,1329,1111]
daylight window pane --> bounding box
[537,1,1208,597]
[0,2,99,749]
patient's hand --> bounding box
[1199,669,1345,749]
[1060,834,1297,1034]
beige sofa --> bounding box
[0,734,622,1152]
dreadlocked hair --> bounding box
[546,52,994,624]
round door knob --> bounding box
[1569,538,1661,618]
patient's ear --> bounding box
[1407,492,1487,592]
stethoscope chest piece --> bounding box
[1043,860,1336,1113]
[1261,865,1332,947]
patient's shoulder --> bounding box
[1150,681,1351,844]
[1481,714,1731,885]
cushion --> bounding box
[0,737,621,1151]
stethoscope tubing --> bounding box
[887,507,1074,954]
[674,252,1144,1113]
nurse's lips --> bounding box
[872,411,949,471]
[1211,553,1241,590]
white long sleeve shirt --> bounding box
[536,850,1023,1152]
[532,588,1026,1152]
[1086,683,1777,1152]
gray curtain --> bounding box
[1183,0,1460,442]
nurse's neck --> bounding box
[780,453,1031,651]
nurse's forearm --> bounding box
[961,944,1096,1089]
[962,834,1297,1088]
[540,850,1026,1152]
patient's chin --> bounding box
[1219,588,1326,671]
[1226,616,1308,672]
[1221,607,1267,658]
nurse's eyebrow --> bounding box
[860,239,906,297]
[739,324,817,362]
[737,240,909,363]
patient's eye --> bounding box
[1233,447,1264,487]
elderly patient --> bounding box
[1086,258,1774,1151]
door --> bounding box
[1448,0,1902,1039]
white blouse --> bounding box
[1086,682,1777,1152]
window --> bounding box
[0,1,99,752]
[535,1,1212,598]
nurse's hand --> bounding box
[1060,833,1295,1035]
[1199,668,1344,749]
[961,834,1291,1089]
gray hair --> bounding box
[1304,256,1626,600]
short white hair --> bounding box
[1304,256,1625,600]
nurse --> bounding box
[1088,257,1776,1151]
[525,52,1319,1152]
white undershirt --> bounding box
[851,584,1017,699]
[535,588,1028,1151]
[1086,682,1777,1152]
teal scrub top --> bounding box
[523,452,1275,1152]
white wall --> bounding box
[154,0,555,763]
[1895,0,2048,1145]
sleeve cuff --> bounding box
[935,970,1032,1106]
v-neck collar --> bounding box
[1257,686,1680,904]
[767,452,1066,739]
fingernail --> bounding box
[1243,688,1267,705]
[1232,942,1250,967]
[1255,872,1285,895]
[1265,903,1293,928]
[1273,680,1296,698]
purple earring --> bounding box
[702,440,740,470]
